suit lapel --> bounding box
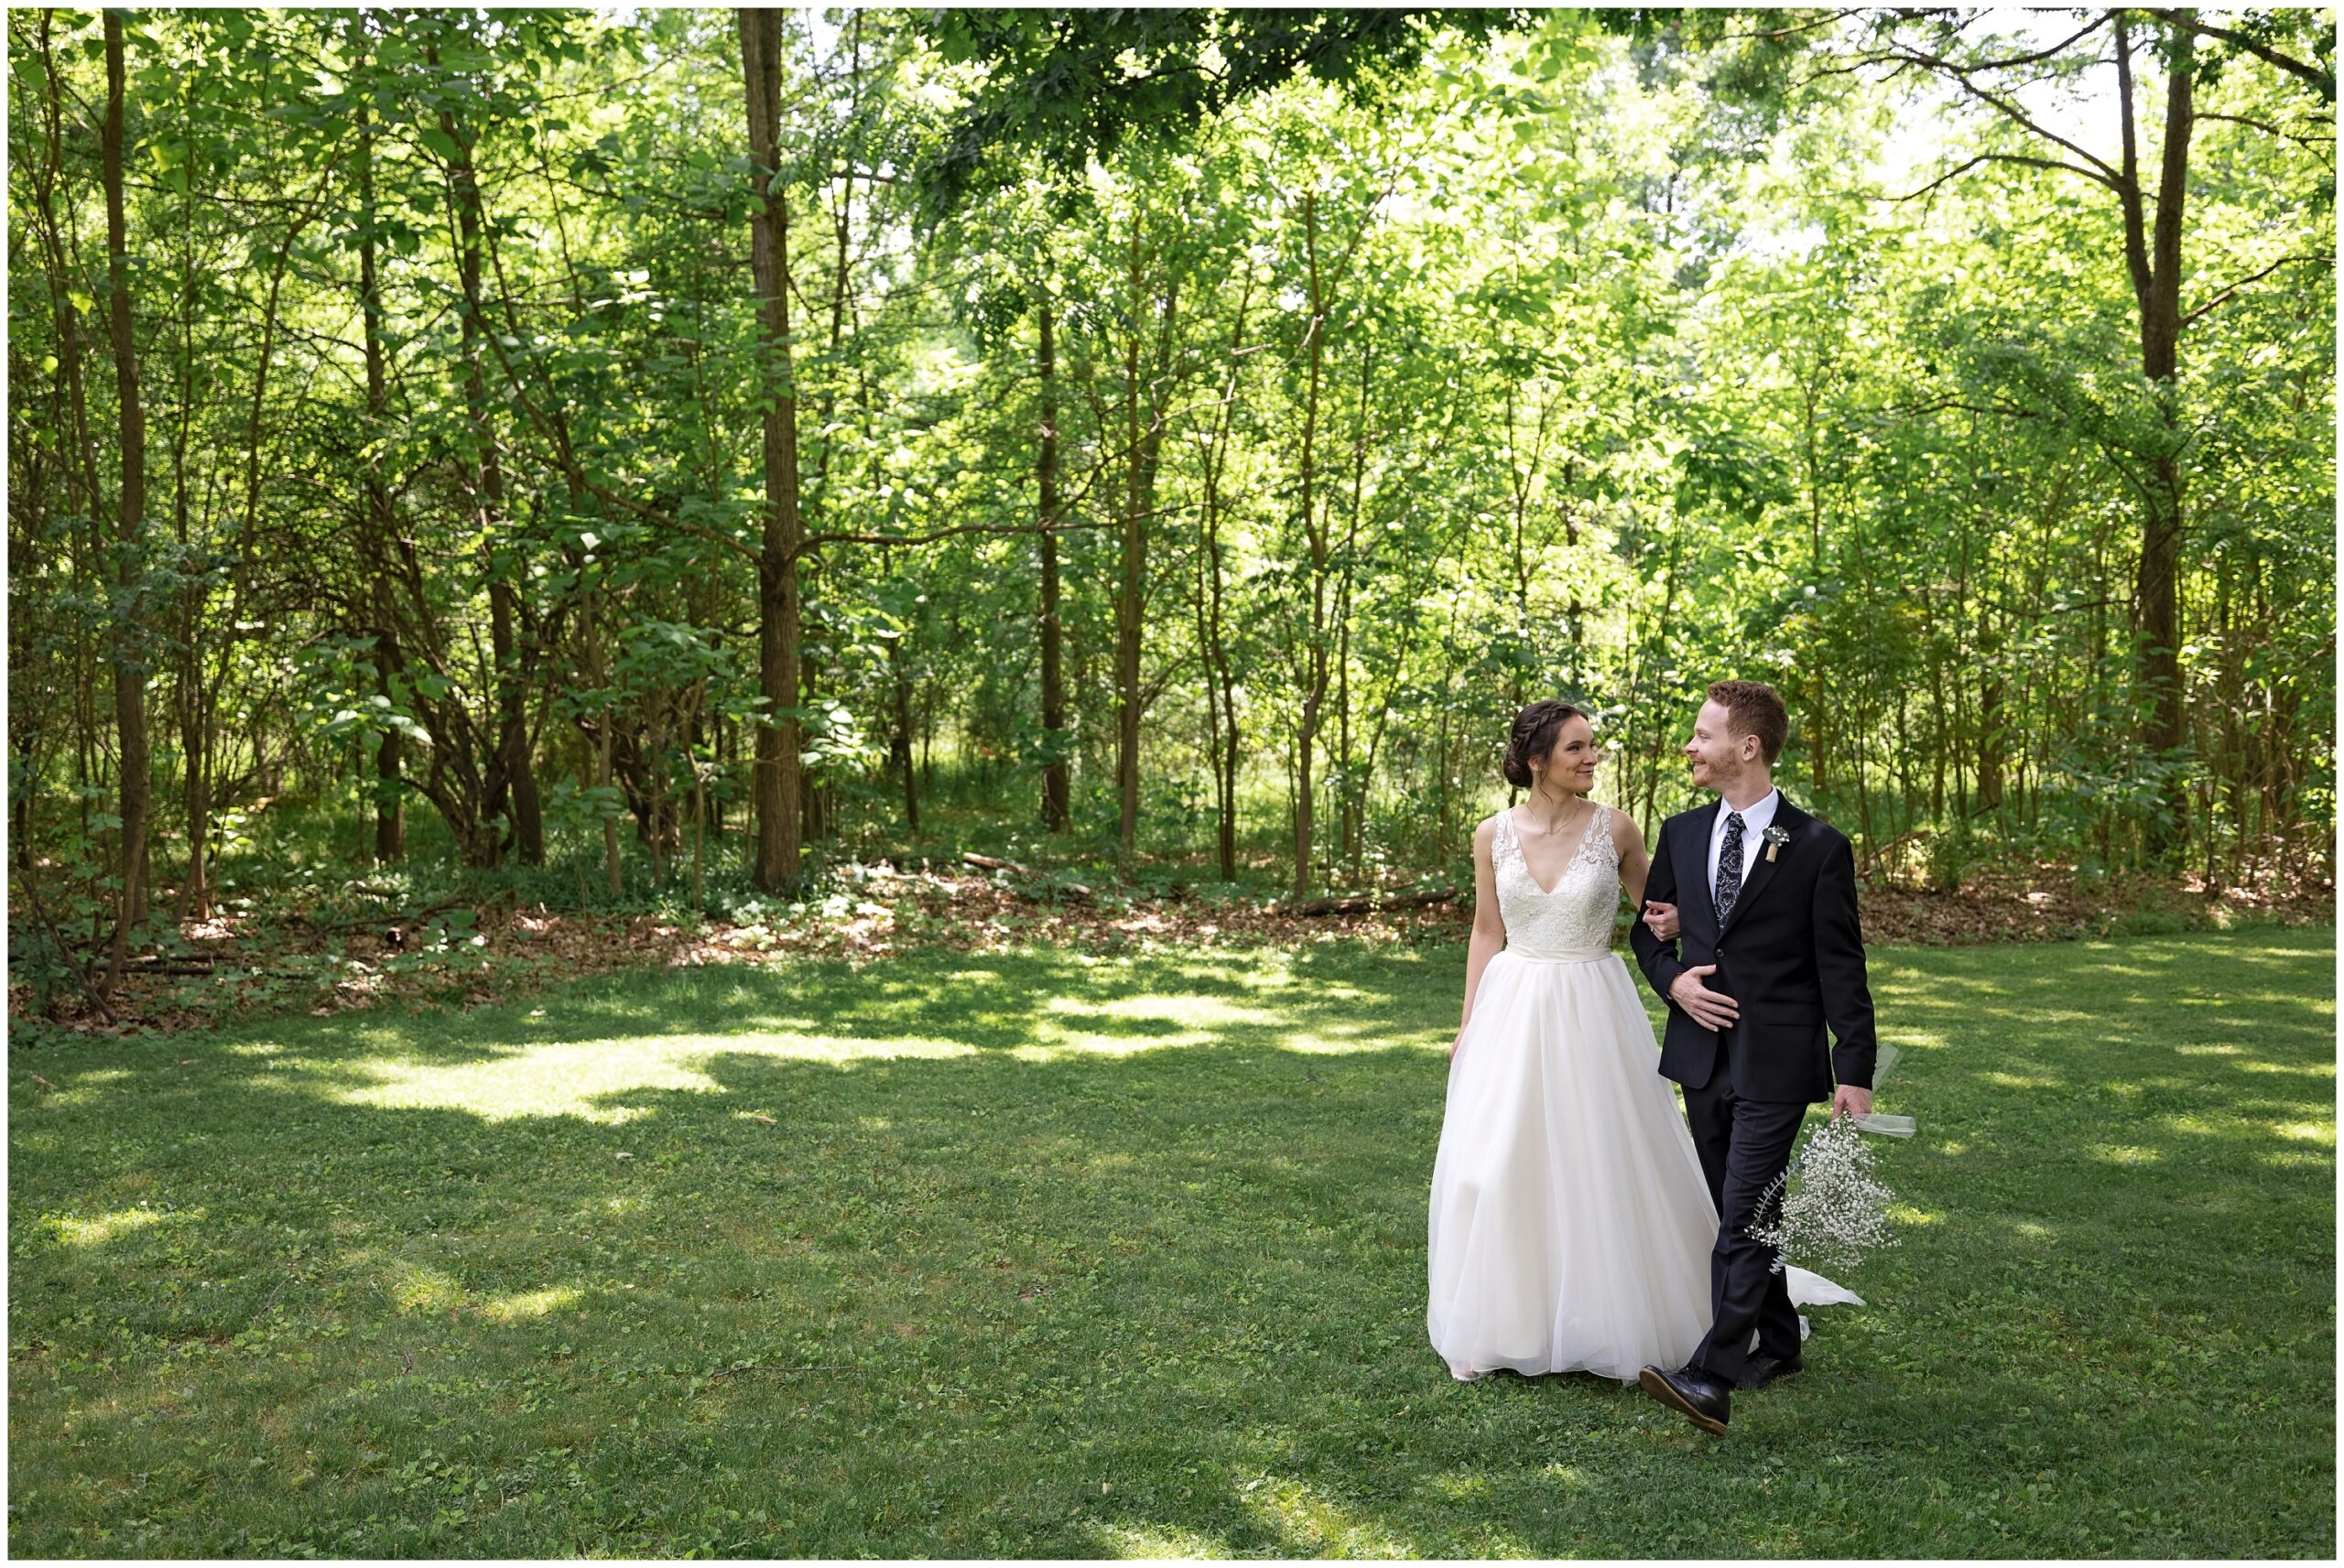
[1716,796,1810,939]
[1681,800,1721,944]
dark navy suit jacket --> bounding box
[1629,795,1877,1103]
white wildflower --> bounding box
[1748,1112,1901,1275]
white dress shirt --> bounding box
[1706,787,1781,899]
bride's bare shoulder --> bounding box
[1605,805,1648,856]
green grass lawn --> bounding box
[10,926,2334,1557]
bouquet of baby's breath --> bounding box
[1748,1112,1900,1274]
[1749,1045,1911,1275]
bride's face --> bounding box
[1534,717,1601,795]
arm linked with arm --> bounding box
[1628,818,1687,1004]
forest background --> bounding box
[8,5,2334,1027]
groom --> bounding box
[1628,680,1876,1435]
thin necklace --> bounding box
[1518,790,1591,838]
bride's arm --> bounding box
[1453,817,1505,1060]
[1613,806,1654,909]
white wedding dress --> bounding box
[1427,805,1855,1384]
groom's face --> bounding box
[1685,699,1759,790]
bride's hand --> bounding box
[1449,1026,1465,1063]
[1642,900,1680,941]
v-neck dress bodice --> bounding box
[1490,806,1622,959]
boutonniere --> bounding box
[1762,825,1792,862]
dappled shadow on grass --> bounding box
[178,941,1438,1061]
[1840,937,2337,1332]
[130,944,1455,1126]
[8,929,2336,1556]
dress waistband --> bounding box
[1501,945,1614,964]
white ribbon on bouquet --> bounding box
[1851,1044,1916,1137]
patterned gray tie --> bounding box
[1715,811,1745,925]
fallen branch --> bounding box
[1285,887,1460,917]
[960,853,1093,900]
[960,851,1030,874]
[1859,828,1928,876]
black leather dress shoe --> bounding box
[1740,1352,1805,1390]
[1638,1363,1730,1434]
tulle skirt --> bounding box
[1427,946,1778,1384]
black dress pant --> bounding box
[1679,1032,1807,1386]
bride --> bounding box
[1427,698,1849,1383]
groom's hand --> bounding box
[1668,965,1739,1032]
[1832,1084,1872,1120]
[1641,901,1680,941]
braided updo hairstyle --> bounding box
[1503,699,1590,790]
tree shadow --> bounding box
[9,930,2335,1556]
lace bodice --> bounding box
[1491,805,1621,958]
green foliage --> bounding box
[915,8,1525,219]
[6,5,2331,945]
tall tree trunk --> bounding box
[1560,457,1583,690]
[578,598,624,897]
[484,579,535,861]
[1639,519,1683,836]
[889,633,919,833]
[168,57,207,922]
[434,42,541,866]
[1503,383,1531,715]
[2115,10,2196,857]
[1291,192,1329,902]
[1872,10,2293,860]
[1037,298,1069,831]
[1977,664,2005,812]
[1197,268,1252,882]
[1199,265,1256,881]
[1335,340,1373,876]
[359,53,408,874]
[101,13,151,987]
[792,16,868,854]
[1112,222,1181,866]
[1115,231,1145,864]
[1196,525,1241,882]
[741,7,805,891]
[35,14,113,911]
[371,638,406,862]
